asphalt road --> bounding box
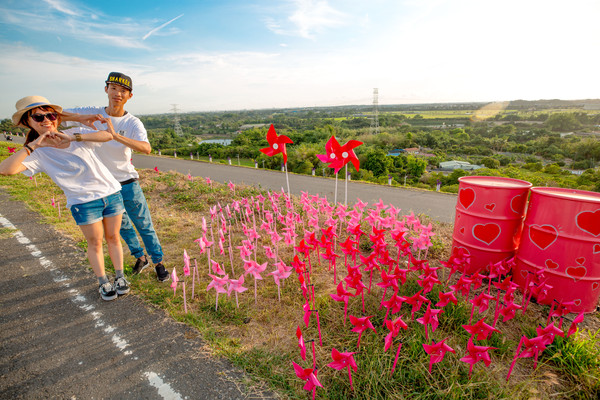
[2,136,457,223]
[0,189,275,400]
[132,154,458,224]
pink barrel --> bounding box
[514,187,600,313]
[452,176,532,274]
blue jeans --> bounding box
[120,180,163,263]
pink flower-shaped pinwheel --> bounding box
[8,147,16,153]
[460,338,496,378]
[259,124,294,164]
[567,312,584,337]
[330,281,354,324]
[316,135,341,165]
[416,304,443,340]
[327,348,358,390]
[349,315,377,348]
[423,338,455,373]
[227,275,247,296]
[170,267,179,294]
[292,362,322,400]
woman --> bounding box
[0,95,128,302]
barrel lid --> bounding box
[531,187,600,203]
[458,176,532,189]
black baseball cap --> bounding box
[105,72,133,91]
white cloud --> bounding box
[42,0,80,16]
[265,0,349,39]
[143,14,184,41]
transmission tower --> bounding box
[371,88,380,135]
[171,104,183,136]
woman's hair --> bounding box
[21,106,62,145]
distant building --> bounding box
[438,160,482,171]
[387,149,405,156]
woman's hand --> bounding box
[31,131,71,150]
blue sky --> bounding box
[1,0,599,118]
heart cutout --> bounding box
[452,246,471,257]
[529,224,558,250]
[576,209,600,237]
[484,203,496,212]
[510,193,527,215]
[565,265,587,282]
[593,244,600,254]
[520,270,528,279]
[592,282,599,291]
[459,227,465,235]
[459,187,476,209]
[576,257,586,265]
[472,223,501,245]
[573,299,582,306]
[545,259,559,270]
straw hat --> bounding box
[12,95,63,127]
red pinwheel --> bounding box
[506,334,548,380]
[567,312,584,337]
[259,124,293,164]
[292,362,322,400]
[416,304,443,341]
[329,139,363,173]
[316,135,341,165]
[460,338,496,378]
[462,318,501,341]
[8,147,16,153]
[327,348,358,390]
[296,325,307,361]
[330,281,354,324]
[423,338,456,373]
[436,290,458,308]
[349,315,377,348]
[384,315,408,374]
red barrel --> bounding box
[452,176,532,274]
[514,187,600,313]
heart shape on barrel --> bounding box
[565,265,587,282]
[529,224,558,250]
[459,187,476,209]
[576,209,600,237]
[472,223,501,245]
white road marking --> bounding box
[0,213,183,400]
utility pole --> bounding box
[371,88,380,135]
[171,104,183,136]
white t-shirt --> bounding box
[21,141,121,207]
[64,106,149,182]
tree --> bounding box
[361,148,392,177]
[405,155,427,180]
[545,113,581,132]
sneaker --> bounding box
[132,255,149,275]
[155,263,170,282]
[99,282,118,301]
[114,276,131,295]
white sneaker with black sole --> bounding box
[114,276,131,295]
[99,282,118,301]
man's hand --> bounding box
[99,117,118,140]
[59,111,103,129]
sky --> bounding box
[1,0,600,119]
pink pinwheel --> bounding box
[296,326,307,361]
[507,334,548,380]
[423,338,455,373]
[328,348,358,390]
[207,273,229,311]
[349,315,377,348]
[154,166,159,172]
[183,249,191,276]
[468,292,495,322]
[416,304,443,341]
[330,281,354,324]
[228,181,235,193]
[270,261,292,301]
[259,124,293,164]
[8,147,16,153]
[292,362,322,400]
[385,315,408,375]
[226,274,247,308]
[316,135,341,165]
[460,338,496,378]
[462,318,501,341]
[499,300,522,323]
[436,290,458,308]
[536,323,564,346]
[171,267,179,294]
[567,312,584,337]
[404,290,430,320]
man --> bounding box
[62,72,169,282]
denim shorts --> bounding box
[70,192,125,226]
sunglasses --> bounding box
[30,112,58,123]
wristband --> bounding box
[74,133,82,142]
[24,144,34,155]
